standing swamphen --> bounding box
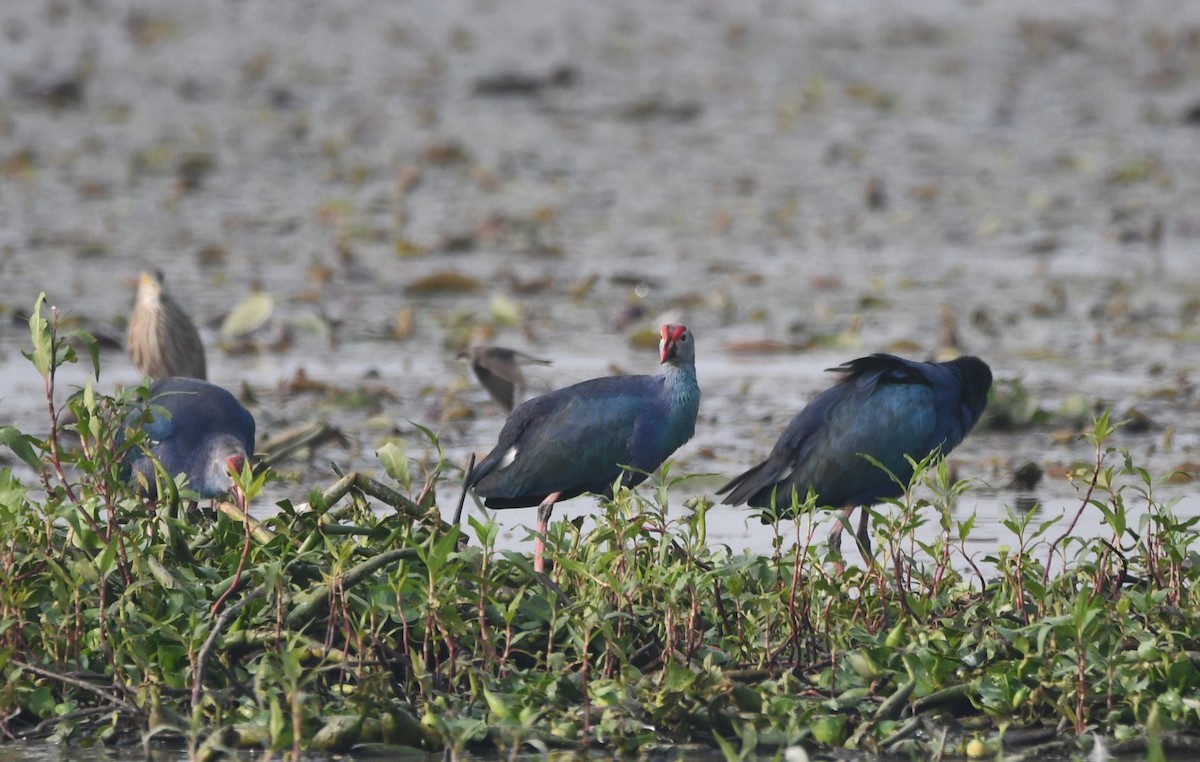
[125,377,256,499]
[127,269,208,380]
[467,324,701,571]
[717,354,991,553]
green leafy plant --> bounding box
[3,294,1200,760]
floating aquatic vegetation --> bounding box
[405,271,484,295]
[220,290,275,339]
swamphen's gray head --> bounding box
[660,323,694,366]
[126,377,254,500]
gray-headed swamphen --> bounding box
[717,354,991,554]
[467,324,701,571]
[460,345,552,413]
[128,269,208,380]
[125,377,255,499]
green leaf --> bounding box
[481,686,511,720]
[269,696,286,745]
[0,426,41,471]
[713,731,739,762]
[409,420,444,459]
[376,441,410,490]
[24,686,56,717]
[661,661,696,692]
[71,329,101,379]
[957,512,977,542]
[468,513,498,547]
[95,536,119,578]
[27,292,52,378]
[220,291,274,338]
[489,293,522,325]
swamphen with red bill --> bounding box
[717,354,991,554]
[467,324,701,572]
[125,377,256,499]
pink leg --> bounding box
[828,504,873,557]
[533,492,561,573]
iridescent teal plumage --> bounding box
[718,354,991,515]
[125,377,255,499]
[467,325,700,569]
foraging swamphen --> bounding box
[125,377,255,499]
[128,269,208,380]
[460,345,552,412]
[467,324,701,571]
[717,354,991,553]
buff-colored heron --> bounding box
[127,269,207,380]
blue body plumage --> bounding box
[718,354,991,515]
[467,324,701,570]
[125,377,256,499]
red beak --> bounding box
[227,455,246,478]
[226,455,248,509]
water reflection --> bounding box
[1013,494,1040,514]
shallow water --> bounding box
[2,0,1200,756]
